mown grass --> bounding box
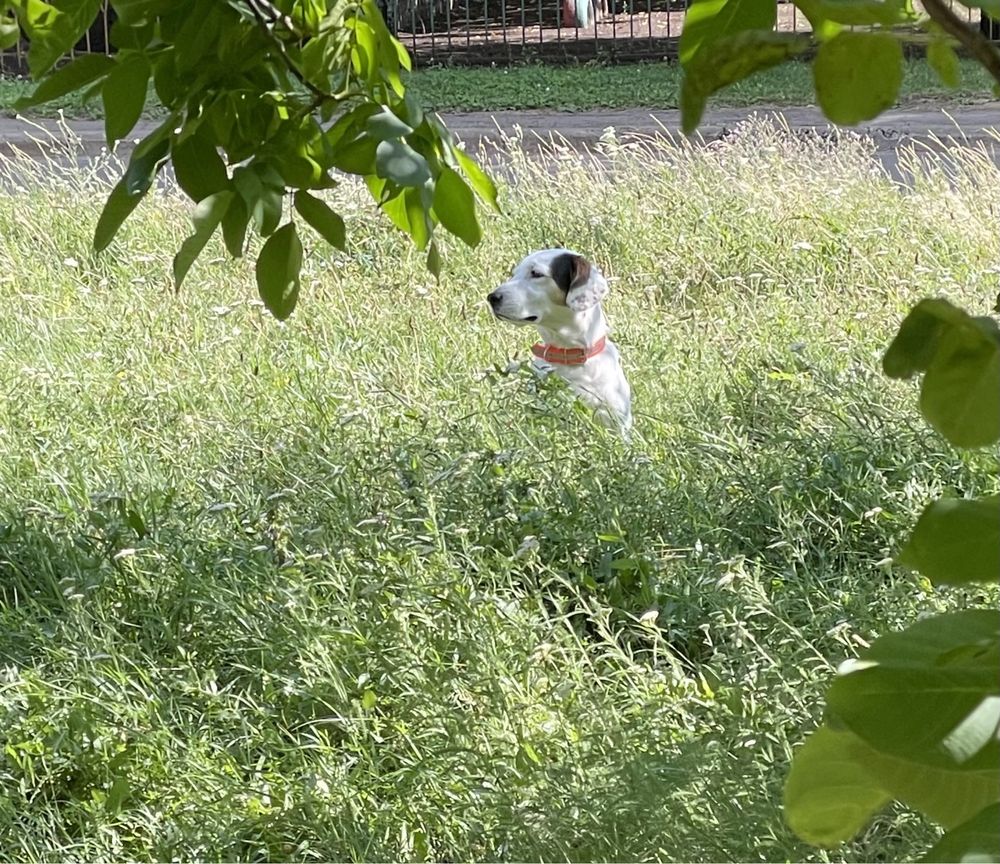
[1,120,998,861]
[406,56,996,110]
[0,55,995,118]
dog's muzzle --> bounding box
[487,290,537,323]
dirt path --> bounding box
[2,102,998,171]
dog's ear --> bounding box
[552,253,608,311]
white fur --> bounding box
[487,248,633,435]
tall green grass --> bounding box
[0,119,997,861]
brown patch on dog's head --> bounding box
[550,252,590,297]
[550,252,607,311]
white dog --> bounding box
[487,248,632,434]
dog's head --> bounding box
[487,249,609,327]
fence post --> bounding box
[981,11,1000,40]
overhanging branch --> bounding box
[922,0,1000,88]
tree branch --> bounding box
[243,0,330,100]
[922,0,1000,88]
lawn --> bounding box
[406,56,996,110]
[0,121,997,860]
[0,55,995,117]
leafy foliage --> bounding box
[782,282,1000,863]
[884,298,1000,448]
[682,2,1000,860]
[678,0,991,134]
[898,496,1000,586]
[3,0,499,317]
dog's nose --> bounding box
[487,291,501,309]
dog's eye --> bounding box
[530,270,544,279]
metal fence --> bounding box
[393,0,804,63]
[0,1,992,71]
[388,0,990,64]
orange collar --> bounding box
[531,336,606,366]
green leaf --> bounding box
[406,186,432,250]
[173,0,224,73]
[15,0,103,76]
[350,18,377,83]
[829,664,1000,767]
[361,689,377,710]
[94,180,142,253]
[0,12,19,50]
[375,138,431,187]
[432,167,481,247]
[112,0,176,27]
[922,803,1000,863]
[151,47,182,106]
[294,190,346,251]
[786,722,1000,847]
[274,152,323,188]
[124,133,171,195]
[681,30,810,134]
[363,0,403,67]
[899,496,1000,585]
[394,36,411,71]
[253,186,284,237]
[325,103,381,151]
[172,190,234,291]
[679,0,776,67]
[920,325,1000,448]
[221,194,250,258]
[790,0,842,41]
[365,173,390,205]
[402,92,425,130]
[885,299,1000,448]
[93,130,170,252]
[379,183,432,249]
[14,53,114,109]
[862,610,1000,669]
[379,185,432,250]
[794,0,913,26]
[108,13,156,51]
[456,147,500,212]
[255,222,303,320]
[521,741,541,764]
[812,32,903,125]
[102,54,152,147]
[366,107,414,140]
[426,240,441,279]
[234,166,284,237]
[125,507,147,538]
[172,133,230,202]
[784,726,892,847]
[331,135,379,175]
[826,611,1000,770]
[865,730,1000,829]
[928,37,961,89]
[106,776,131,814]
[884,297,975,379]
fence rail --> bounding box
[391,0,810,64]
[0,1,992,72]
[388,0,990,64]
